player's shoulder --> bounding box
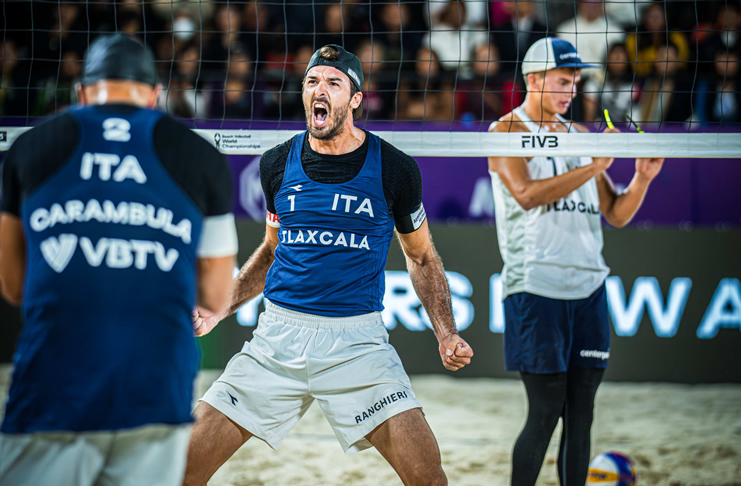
[261,137,293,167]
[153,114,222,159]
[378,137,416,162]
[488,112,529,133]
[6,112,80,174]
[10,112,79,154]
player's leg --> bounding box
[511,372,568,486]
[366,408,446,486]
[557,284,610,485]
[556,367,604,486]
[308,309,435,482]
[503,292,571,486]
[184,307,314,485]
[182,403,253,486]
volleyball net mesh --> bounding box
[1,0,740,157]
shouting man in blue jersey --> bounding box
[186,44,474,486]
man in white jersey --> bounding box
[487,37,664,486]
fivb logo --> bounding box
[521,135,559,149]
[39,234,179,273]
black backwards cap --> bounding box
[81,34,157,86]
[305,44,364,92]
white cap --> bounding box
[521,37,599,75]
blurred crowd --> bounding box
[1,0,739,125]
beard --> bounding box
[304,96,351,141]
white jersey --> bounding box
[489,106,609,300]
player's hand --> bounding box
[592,128,620,171]
[635,157,665,181]
[439,333,473,371]
[593,156,615,172]
[193,306,221,337]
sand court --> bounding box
[1,367,739,486]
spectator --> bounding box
[461,43,525,122]
[695,48,741,124]
[241,1,275,63]
[696,3,740,77]
[170,9,197,45]
[422,0,488,74]
[605,0,652,29]
[34,51,83,115]
[637,43,694,124]
[204,3,243,74]
[0,40,31,117]
[400,47,457,121]
[119,12,145,40]
[583,43,641,122]
[625,2,690,78]
[427,0,489,29]
[35,3,87,82]
[216,75,254,119]
[150,0,215,27]
[316,3,359,52]
[152,11,198,81]
[492,0,547,74]
[375,2,423,75]
[159,43,209,119]
[356,40,388,119]
[556,0,625,80]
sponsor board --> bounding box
[3,222,739,382]
[204,131,262,153]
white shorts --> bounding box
[200,301,422,453]
[0,424,191,486]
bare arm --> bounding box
[397,220,473,371]
[193,224,279,336]
[197,255,237,314]
[224,224,279,318]
[0,213,26,306]
[489,155,609,210]
[487,122,613,210]
[597,158,665,228]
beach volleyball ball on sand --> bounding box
[586,451,637,485]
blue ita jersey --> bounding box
[264,132,395,317]
[2,107,208,433]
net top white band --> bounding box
[1,127,739,158]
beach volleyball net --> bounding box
[0,0,739,157]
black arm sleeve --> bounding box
[380,140,425,233]
[154,116,233,216]
[1,152,20,216]
[259,139,292,214]
[1,113,80,216]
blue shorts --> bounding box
[503,284,610,374]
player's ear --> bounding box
[75,83,86,106]
[350,90,362,110]
[149,84,162,108]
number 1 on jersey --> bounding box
[288,195,296,212]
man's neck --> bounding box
[522,97,560,125]
[308,124,366,155]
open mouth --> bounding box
[312,101,329,127]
